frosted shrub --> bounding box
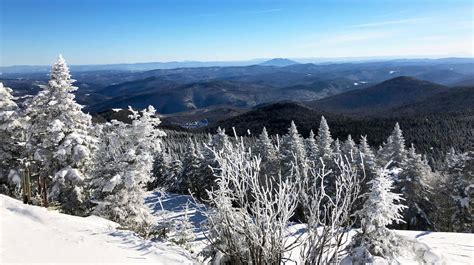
[299,156,362,264]
[204,136,300,264]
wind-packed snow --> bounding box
[0,194,194,264]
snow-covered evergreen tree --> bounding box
[0,83,20,168]
[254,127,279,179]
[317,116,334,159]
[211,127,232,153]
[164,159,183,192]
[436,149,473,232]
[91,106,165,234]
[358,135,376,170]
[147,149,172,191]
[26,55,96,214]
[0,83,27,196]
[191,127,233,200]
[347,165,407,263]
[390,123,407,164]
[380,123,407,167]
[255,127,277,162]
[179,139,205,197]
[342,134,358,162]
[357,136,376,177]
[305,130,319,163]
[279,121,307,179]
[333,138,342,157]
[395,144,435,230]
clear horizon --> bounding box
[1,0,473,66]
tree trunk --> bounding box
[21,166,31,204]
[41,176,48,207]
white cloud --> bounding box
[351,17,429,28]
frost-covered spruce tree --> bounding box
[342,134,358,162]
[379,123,407,167]
[147,149,172,191]
[333,138,342,157]
[254,127,279,179]
[389,123,407,165]
[280,121,307,179]
[26,55,96,214]
[211,127,232,152]
[435,149,473,232]
[91,106,165,234]
[358,135,376,171]
[255,127,277,162]
[164,159,183,192]
[357,135,377,186]
[179,139,205,197]
[351,135,378,213]
[317,116,334,159]
[195,127,232,199]
[0,83,27,196]
[395,144,435,230]
[305,130,319,163]
[347,165,407,264]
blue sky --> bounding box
[1,0,472,65]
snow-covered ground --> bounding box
[395,230,474,264]
[2,192,473,264]
[146,192,474,265]
[0,194,194,265]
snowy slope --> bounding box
[2,192,472,265]
[395,230,474,264]
[147,192,474,265]
[0,195,195,265]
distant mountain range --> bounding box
[1,57,472,73]
[2,58,473,127]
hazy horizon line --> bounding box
[1,54,473,68]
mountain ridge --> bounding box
[305,76,450,115]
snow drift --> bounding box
[0,195,194,264]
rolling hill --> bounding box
[305,76,451,115]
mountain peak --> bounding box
[259,58,299,67]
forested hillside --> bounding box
[208,102,474,157]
